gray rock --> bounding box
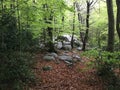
[63,45,72,50]
[43,56,55,61]
[74,41,82,47]
[46,53,58,58]
[77,47,82,51]
[39,43,45,48]
[51,53,58,57]
[58,55,72,61]
[56,42,63,49]
[73,55,81,61]
[64,61,73,65]
[42,66,52,71]
[63,41,71,45]
[64,51,69,53]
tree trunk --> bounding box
[106,0,115,52]
[71,2,75,49]
[82,1,90,51]
[116,0,120,39]
[43,4,56,52]
[47,15,56,52]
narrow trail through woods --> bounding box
[31,50,104,90]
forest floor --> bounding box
[30,49,105,90]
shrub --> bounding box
[88,50,120,89]
[81,50,120,89]
[0,52,35,90]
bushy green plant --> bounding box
[80,49,99,58]
[0,52,35,90]
[94,51,120,89]
[18,30,39,52]
[0,12,39,52]
[95,51,120,75]
[81,50,120,89]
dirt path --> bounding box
[30,50,104,90]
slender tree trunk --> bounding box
[62,16,64,31]
[16,0,22,52]
[43,4,47,44]
[1,0,4,51]
[48,15,53,41]
[17,0,21,31]
[82,1,90,51]
[106,0,114,52]
[116,0,120,39]
[71,2,75,49]
[47,15,56,52]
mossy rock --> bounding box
[42,66,52,71]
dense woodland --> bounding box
[0,0,120,90]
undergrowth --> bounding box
[81,50,120,90]
[0,52,35,90]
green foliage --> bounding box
[95,51,120,74]
[81,50,120,89]
[81,50,120,75]
[80,50,99,58]
[96,51,120,89]
[0,52,35,90]
[0,12,39,52]
[0,13,18,51]
[18,30,39,52]
[0,6,38,90]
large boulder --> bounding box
[63,41,71,45]
[74,40,82,47]
[62,45,72,51]
[55,42,63,49]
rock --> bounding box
[64,61,73,65]
[64,51,69,53]
[43,55,55,61]
[63,41,71,45]
[73,55,81,61]
[42,66,52,71]
[62,45,72,50]
[62,35,72,42]
[77,47,82,51]
[51,52,58,57]
[58,55,72,61]
[62,53,69,56]
[74,41,82,47]
[46,52,58,58]
[39,43,45,49]
[56,42,63,49]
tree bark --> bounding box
[47,14,56,52]
[82,1,90,51]
[116,0,120,39]
[71,2,75,49]
[106,0,115,52]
